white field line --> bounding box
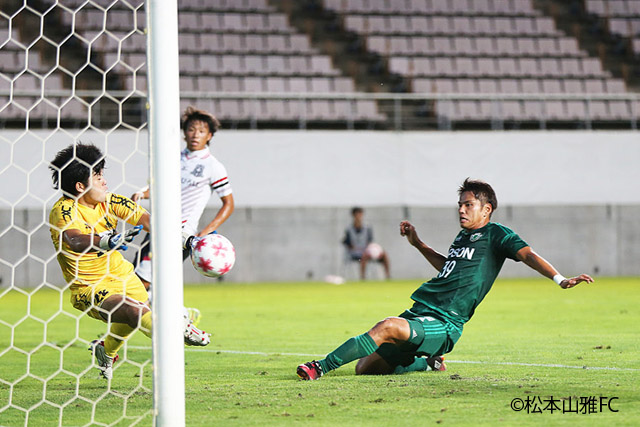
[128,346,639,372]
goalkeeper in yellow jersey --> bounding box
[48,143,210,380]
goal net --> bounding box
[0,1,183,425]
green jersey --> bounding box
[411,222,528,327]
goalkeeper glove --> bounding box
[99,225,143,251]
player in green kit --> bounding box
[297,178,594,380]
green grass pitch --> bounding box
[1,277,638,426]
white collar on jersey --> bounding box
[183,146,211,159]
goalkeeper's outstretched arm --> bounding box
[63,225,142,252]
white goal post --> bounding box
[146,0,186,425]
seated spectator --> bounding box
[343,207,390,280]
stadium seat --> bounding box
[455,58,475,78]
[565,100,588,120]
[266,77,286,92]
[497,58,518,77]
[220,76,242,92]
[335,77,355,92]
[180,76,196,92]
[496,38,518,56]
[477,58,497,77]
[243,76,264,92]
[539,58,562,77]
[608,100,632,119]
[499,79,520,93]
[563,79,585,93]
[545,101,568,120]
[308,100,333,120]
[584,79,606,93]
[606,79,627,93]
[289,77,309,92]
[456,101,479,120]
[502,100,524,120]
[244,55,264,75]
[521,79,541,93]
[521,100,544,120]
[475,37,494,55]
[389,57,410,76]
[355,100,385,121]
[542,79,562,93]
[310,77,331,93]
[560,58,582,77]
[588,101,609,120]
[457,79,477,93]
[197,76,218,92]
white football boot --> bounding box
[183,316,211,346]
[89,340,117,380]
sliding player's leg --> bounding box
[297,316,414,380]
[355,343,445,375]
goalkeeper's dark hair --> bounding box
[458,178,498,214]
[181,106,221,144]
[49,143,105,196]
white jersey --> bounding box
[180,146,232,235]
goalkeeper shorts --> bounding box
[70,273,149,322]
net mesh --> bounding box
[1,1,152,425]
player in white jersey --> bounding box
[179,137,233,237]
[132,107,234,326]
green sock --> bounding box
[393,357,430,374]
[318,333,378,373]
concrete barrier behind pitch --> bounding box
[3,204,634,287]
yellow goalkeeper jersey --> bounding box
[49,193,146,289]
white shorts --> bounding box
[135,258,152,282]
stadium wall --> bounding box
[2,130,638,285]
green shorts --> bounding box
[376,307,462,368]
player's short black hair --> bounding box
[49,143,105,196]
[351,207,364,216]
[181,106,221,145]
[458,178,498,212]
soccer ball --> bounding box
[190,234,236,278]
[365,243,384,259]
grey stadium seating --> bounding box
[1,0,639,128]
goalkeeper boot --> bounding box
[89,340,119,380]
[425,355,446,371]
[186,307,202,327]
[184,320,210,346]
[297,360,323,380]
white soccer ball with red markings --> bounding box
[190,234,236,278]
[365,243,384,260]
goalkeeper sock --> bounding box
[140,311,152,338]
[393,357,430,374]
[104,323,135,358]
[318,333,379,374]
